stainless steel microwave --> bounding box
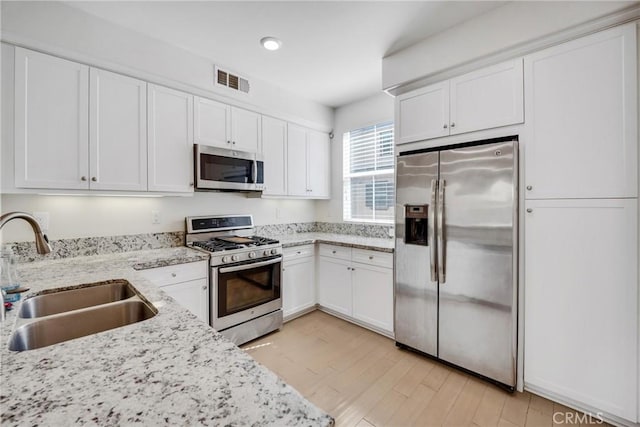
[194,144,264,192]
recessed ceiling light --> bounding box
[260,36,282,51]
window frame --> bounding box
[342,120,395,224]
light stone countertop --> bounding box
[265,232,395,253]
[0,247,333,426]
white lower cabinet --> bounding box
[138,260,209,324]
[351,262,393,333]
[282,245,316,319]
[524,199,638,422]
[317,244,394,336]
[317,256,353,317]
[160,279,208,323]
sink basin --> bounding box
[18,280,137,318]
[9,300,157,351]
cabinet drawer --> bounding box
[318,244,351,260]
[283,244,315,261]
[352,249,393,268]
[138,260,208,287]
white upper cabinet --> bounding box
[286,124,308,196]
[524,23,637,199]
[194,96,229,148]
[148,84,194,193]
[306,130,330,198]
[286,124,330,199]
[231,106,260,153]
[194,96,260,153]
[396,58,523,145]
[524,198,638,421]
[89,68,147,191]
[396,81,449,143]
[14,47,90,189]
[450,59,523,135]
[261,116,287,196]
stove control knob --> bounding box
[231,255,240,262]
[222,256,230,263]
[248,252,256,259]
[270,249,278,255]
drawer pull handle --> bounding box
[202,285,207,290]
[171,272,177,277]
[369,256,374,260]
[332,250,336,254]
[297,251,301,255]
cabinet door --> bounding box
[89,68,147,191]
[148,84,194,192]
[351,262,393,334]
[450,58,523,135]
[231,106,260,153]
[317,256,352,316]
[14,47,89,189]
[524,23,637,199]
[160,278,209,323]
[282,257,315,318]
[261,116,287,196]
[306,130,330,199]
[194,96,230,148]
[287,123,308,196]
[395,81,449,144]
[524,199,637,421]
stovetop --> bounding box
[191,236,279,253]
[185,215,282,266]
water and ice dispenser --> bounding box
[404,205,428,246]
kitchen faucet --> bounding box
[0,212,52,320]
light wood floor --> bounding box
[241,310,609,427]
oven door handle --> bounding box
[218,256,282,274]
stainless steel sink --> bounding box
[9,300,156,351]
[19,280,137,318]
[8,280,157,351]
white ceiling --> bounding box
[66,1,506,108]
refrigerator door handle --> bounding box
[429,179,438,282]
[437,179,446,284]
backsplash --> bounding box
[8,222,392,263]
[9,232,185,263]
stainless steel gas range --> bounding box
[185,215,282,345]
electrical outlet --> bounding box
[151,210,161,225]
[33,212,50,233]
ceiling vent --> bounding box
[215,66,250,94]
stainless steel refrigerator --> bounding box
[395,137,518,390]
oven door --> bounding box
[195,144,263,191]
[212,256,282,330]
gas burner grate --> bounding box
[192,240,241,252]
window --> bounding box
[343,121,395,223]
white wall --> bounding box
[0,1,327,244]
[0,193,316,242]
[0,1,332,131]
[383,1,636,90]
[316,92,394,223]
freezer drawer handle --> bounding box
[437,179,446,284]
[429,179,438,282]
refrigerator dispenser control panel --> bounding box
[405,204,428,246]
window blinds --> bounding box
[343,121,395,223]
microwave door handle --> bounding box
[429,179,437,282]
[219,256,282,274]
[251,161,257,184]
